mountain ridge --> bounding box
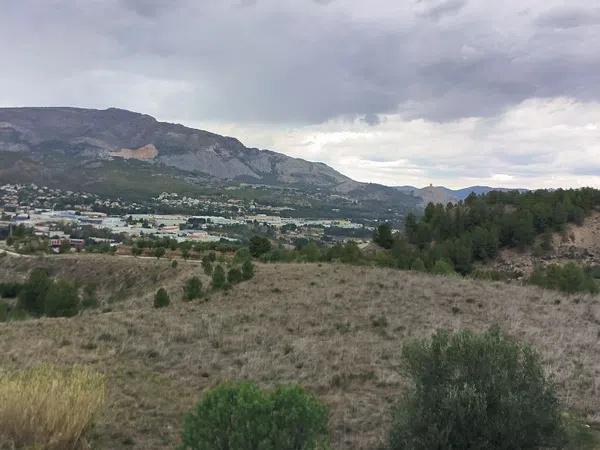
[0,107,417,210]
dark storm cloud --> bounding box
[1,0,600,125]
[419,0,467,21]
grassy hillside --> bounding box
[1,255,599,449]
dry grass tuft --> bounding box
[0,364,106,450]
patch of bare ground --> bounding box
[1,257,600,449]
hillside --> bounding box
[0,107,416,209]
[396,185,525,205]
[491,211,600,276]
[1,255,599,449]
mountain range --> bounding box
[396,185,526,205]
[0,107,418,214]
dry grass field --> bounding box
[1,254,600,449]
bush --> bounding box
[430,259,455,275]
[44,279,80,317]
[18,268,52,316]
[184,276,203,301]
[201,255,213,276]
[171,259,178,269]
[233,247,251,264]
[389,328,565,450]
[0,282,22,298]
[180,382,329,450]
[211,265,227,290]
[373,223,394,249]
[410,257,426,272]
[529,263,598,294]
[81,283,99,309]
[241,259,255,280]
[227,267,243,285]
[0,364,105,450]
[249,236,272,257]
[0,301,7,322]
[154,288,170,308]
[154,247,166,259]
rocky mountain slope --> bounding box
[0,107,415,208]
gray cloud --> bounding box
[536,6,600,29]
[419,0,467,20]
[1,0,600,127]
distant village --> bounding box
[0,183,371,253]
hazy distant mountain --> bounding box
[0,107,417,208]
[396,185,525,205]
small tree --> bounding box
[201,255,213,276]
[154,247,166,259]
[183,277,203,301]
[131,246,143,257]
[180,382,329,450]
[171,260,178,269]
[389,328,565,450]
[249,236,271,258]
[227,267,243,285]
[44,279,80,317]
[18,268,51,316]
[431,259,455,276]
[81,283,99,309]
[373,223,394,249]
[154,288,170,308]
[211,265,226,290]
[241,260,255,280]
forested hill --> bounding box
[388,188,600,275]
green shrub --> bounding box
[430,259,455,275]
[233,247,251,264]
[180,382,329,450]
[0,301,7,322]
[81,284,99,309]
[389,328,565,450]
[373,223,394,249]
[227,267,243,285]
[44,279,80,318]
[7,308,29,322]
[529,263,598,294]
[470,269,515,282]
[0,282,23,298]
[410,257,425,272]
[249,236,272,258]
[154,288,170,308]
[201,256,213,276]
[171,260,178,269]
[18,269,52,316]
[154,247,166,259]
[211,265,227,290]
[183,277,203,301]
[241,260,254,280]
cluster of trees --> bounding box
[153,253,255,309]
[1,269,98,319]
[179,328,588,450]
[395,188,600,275]
[529,263,599,294]
[131,237,241,259]
[5,225,49,255]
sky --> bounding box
[2,0,600,189]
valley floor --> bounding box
[1,256,600,449]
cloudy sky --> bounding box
[2,0,600,188]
